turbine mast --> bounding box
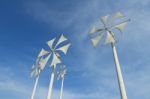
[47,65,56,99]
[59,76,64,99]
[111,43,127,99]
[31,75,39,99]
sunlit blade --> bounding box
[91,32,103,47]
[89,26,104,34]
[31,64,35,70]
[47,38,56,49]
[112,12,124,20]
[62,67,67,75]
[57,72,64,79]
[57,72,61,80]
[56,43,71,55]
[30,65,39,78]
[57,65,67,79]
[39,53,51,70]
[104,31,115,44]
[30,65,35,77]
[89,26,98,34]
[50,53,61,66]
[30,71,34,78]
[55,34,68,48]
[38,48,49,58]
[100,15,109,26]
[34,69,39,77]
[114,20,129,32]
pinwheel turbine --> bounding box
[89,12,130,99]
[30,48,50,99]
[46,34,71,99]
[57,65,67,99]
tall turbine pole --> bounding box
[31,75,39,99]
[59,77,64,99]
[111,43,127,99]
[47,65,56,99]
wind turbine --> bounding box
[30,48,51,99]
[89,12,130,99]
[57,65,67,99]
[46,34,71,99]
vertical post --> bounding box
[59,77,64,99]
[111,43,127,99]
[31,75,39,99]
[47,65,55,99]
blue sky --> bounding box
[0,0,150,99]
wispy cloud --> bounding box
[15,0,150,99]
[0,66,119,99]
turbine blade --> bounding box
[38,48,49,58]
[56,43,71,55]
[104,31,115,44]
[50,53,61,66]
[91,32,103,47]
[39,53,51,70]
[31,64,35,70]
[34,69,39,77]
[61,67,67,75]
[47,38,56,49]
[30,65,35,78]
[114,21,129,32]
[30,65,39,78]
[89,26,104,34]
[89,26,98,34]
[100,15,109,26]
[55,34,68,48]
[63,69,67,75]
[112,12,124,20]
[30,71,34,78]
[57,72,61,80]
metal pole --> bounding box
[31,75,39,99]
[59,77,64,99]
[47,65,55,99]
[111,43,127,99]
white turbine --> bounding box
[89,12,130,99]
[57,65,67,99]
[46,34,71,99]
[30,48,50,99]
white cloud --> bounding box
[22,0,150,99]
[0,68,119,99]
[0,65,112,99]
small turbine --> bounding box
[57,65,67,99]
[89,12,130,99]
[30,48,51,99]
[46,34,71,99]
